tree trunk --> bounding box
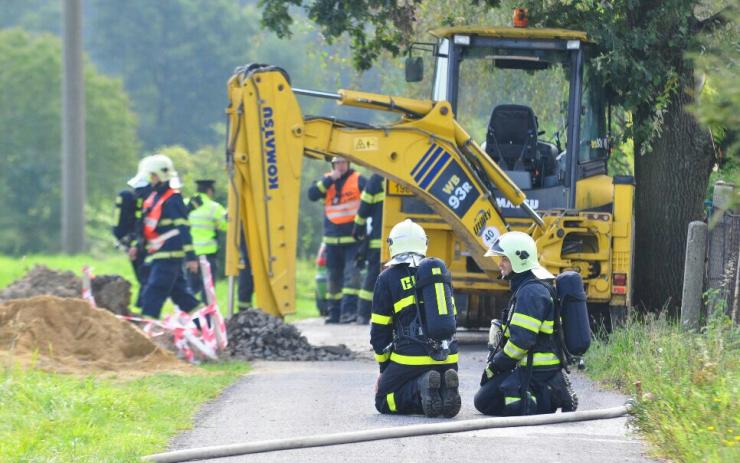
[633,74,714,315]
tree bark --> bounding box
[633,73,714,315]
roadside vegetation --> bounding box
[0,361,249,462]
[0,254,320,320]
[585,314,739,462]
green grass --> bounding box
[0,361,249,462]
[0,254,320,320]
[585,314,740,462]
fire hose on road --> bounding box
[143,403,633,462]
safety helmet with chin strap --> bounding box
[485,231,554,279]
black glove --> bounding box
[352,224,366,241]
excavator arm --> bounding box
[224,65,543,317]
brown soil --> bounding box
[0,265,133,316]
[0,296,190,376]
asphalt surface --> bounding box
[169,319,653,462]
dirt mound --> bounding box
[0,265,133,316]
[91,275,132,315]
[0,265,81,301]
[0,296,188,375]
[228,308,354,361]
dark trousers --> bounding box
[139,258,200,318]
[134,260,151,307]
[375,362,458,415]
[474,367,561,416]
[187,253,218,304]
[238,254,253,309]
[325,242,361,322]
[357,248,380,322]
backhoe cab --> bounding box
[224,27,634,331]
[391,27,634,327]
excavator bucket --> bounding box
[225,66,304,317]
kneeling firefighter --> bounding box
[371,219,461,418]
[474,231,578,416]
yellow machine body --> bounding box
[225,27,635,325]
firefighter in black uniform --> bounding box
[113,160,152,285]
[352,173,385,325]
[308,156,366,323]
[474,231,577,416]
[128,154,202,319]
[371,219,461,418]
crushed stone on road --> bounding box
[228,309,354,361]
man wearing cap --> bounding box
[186,180,228,304]
[474,231,577,416]
[308,156,366,323]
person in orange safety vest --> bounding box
[308,156,366,323]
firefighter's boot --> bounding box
[549,371,578,412]
[441,369,461,418]
[417,370,442,417]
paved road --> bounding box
[170,319,652,462]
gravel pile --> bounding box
[228,309,354,361]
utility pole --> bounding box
[61,0,86,253]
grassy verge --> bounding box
[585,314,739,462]
[0,361,249,462]
[0,254,319,320]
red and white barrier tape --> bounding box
[79,262,228,364]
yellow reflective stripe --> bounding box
[390,352,459,366]
[183,244,194,252]
[519,352,560,367]
[451,296,457,316]
[144,251,186,262]
[360,191,385,204]
[503,340,527,360]
[371,313,392,325]
[393,295,416,313]
[431,267,447,315]
[323,236,356,244]
[505,396,521,405]
[354,215,367,225]
[326,292,343,300]
[540,320,554,334]
[359,289,374,301]
[369,239,381,249]
[158,218,189,226]
[316,180,327,193]
[386,392,397,412]
[342,288,359,296]
[375,351,391,362]
[510,313,542,334]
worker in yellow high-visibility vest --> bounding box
[187,179,227,303]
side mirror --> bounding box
[405,56,424,82]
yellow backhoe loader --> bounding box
[224,26,634,329]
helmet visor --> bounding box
[484,238,506,257]
[127,172,149,188]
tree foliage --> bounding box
[0,28,139,254]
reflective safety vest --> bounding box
[188,193,227,255]
[142,188,176,251]
[324,171,361,224]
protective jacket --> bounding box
[371,263,459,372]
[308,169,366,244]
[354,173,385,249]
[490,270,560,374]
[140,182,196,263]
[187,193,227,255]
